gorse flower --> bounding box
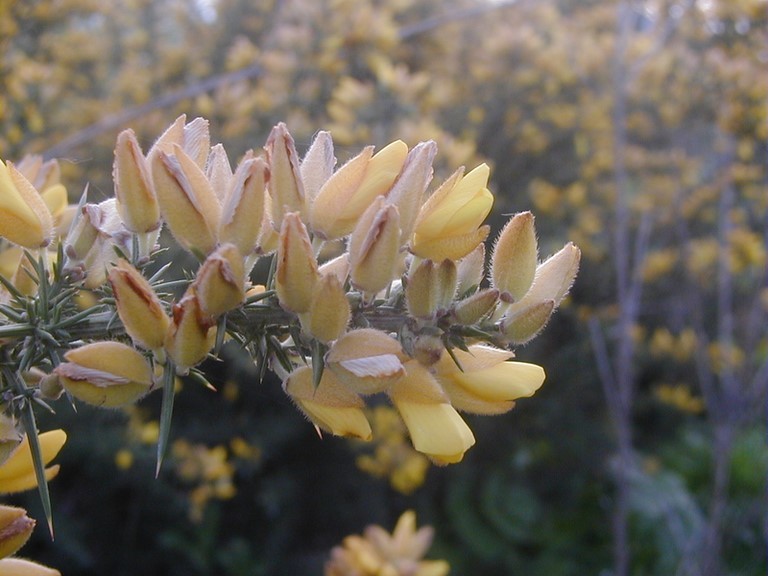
[0,116,579,471]
[325,509,449,576]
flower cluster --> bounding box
[0,116,579,469]
[325,509,448,576]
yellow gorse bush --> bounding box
[0,116,579,474]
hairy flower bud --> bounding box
[109,259,170,350]
[152,144,221,256]
[265,123,305,227]
[491,211,538,302]
[192,243,246,318]
[452,287,499,325]
[300,130,335,205]
[302,274,350,343]
[164,294,216,370]
[56,342,153,407]
[500,299,555,345]
[219,156,267,256]
[275,213,319,313]
[113,129,161,234]
[348,197,401,296]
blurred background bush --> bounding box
[2,0,766,574]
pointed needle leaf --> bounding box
[156,361,177,477]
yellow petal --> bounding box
[0,160,53,249]
[392,400,474,464]
[444,361,545,402]
[0,431,65,477]
[411,224,490,262]
[0,465,60,494]
[164,294,216,370]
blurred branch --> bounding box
[42,1,524,161]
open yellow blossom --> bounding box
[311,140,408,239]
[435,344,545,414]
[390,360,475,464]
[0,430,66,494]
[411,164,493,261]
[0,160,53,249]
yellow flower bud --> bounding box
[151,144,221,256]
[300,130,335,205]
[265,123,306,227]
[219,156,267,256]
[500,299,555,345]
[283,366,371,440]
[0,430,66,494]
[191,243,246,318]
[113,129,161,233]
[310,145,374,239]
[206,143,233,203]
[327,328,406,394]
[0,505,35,559]
[406,259,457,320]
[411,164,493,261]
[385,141,437,246]
[435,345,545,414]
[108,259,170,350]
[275,212,319,313]
[456,243,485,295]
[452,288,500,325]
[348,197,401,296]
[491,211,538,302]
[390,360,475,464]
[0,159,53,249]
[56,342,153,408]
[147,115,210,169]
[164,294,216,370]
[302,274,350,343]
[0,557,61,576]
